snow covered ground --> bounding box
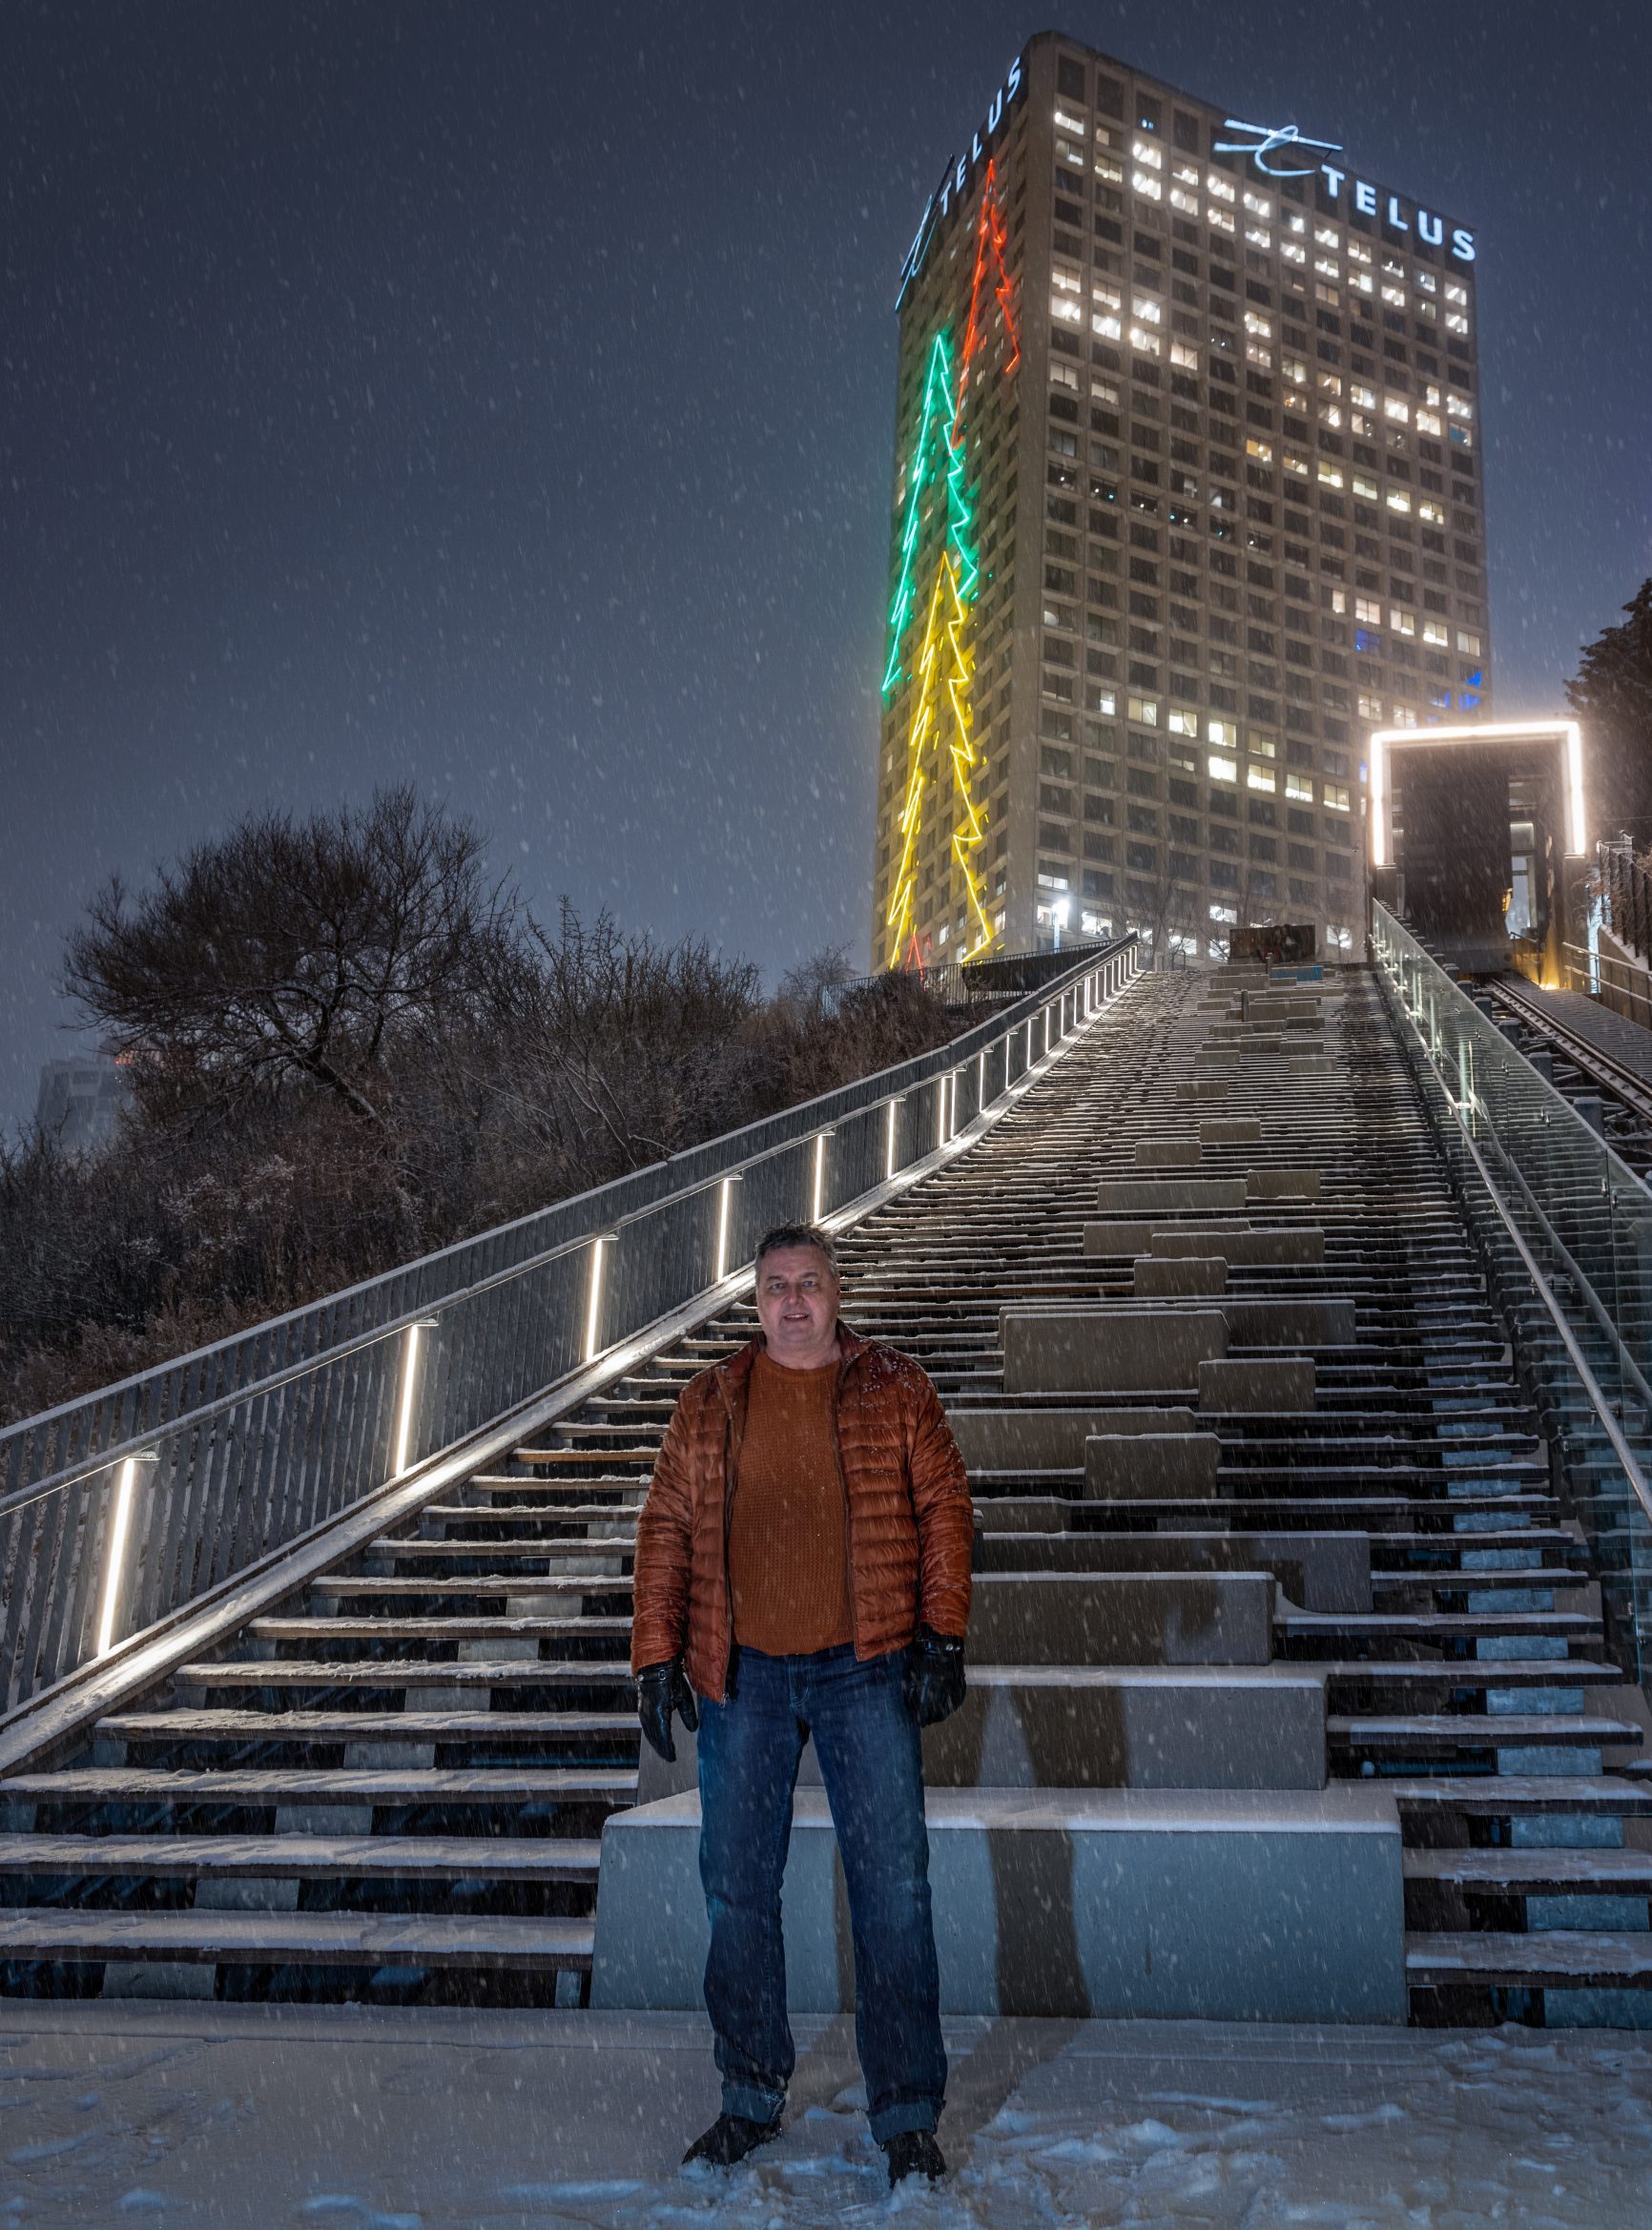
[2,2002,1649,2227]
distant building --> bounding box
[871,30,1491,967]
[35,1057,133,1151]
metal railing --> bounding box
[821,938,1122,1015]
[1559,940,1652,1034]
[1600,837,1652,972]
[0,937,1140,1718]
[1371,901,1652,1685]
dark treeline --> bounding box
[1569,579,1652,847]
[2,789,957,1425]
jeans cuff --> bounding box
[869,2099,940,2146]
[722,2079,785,2128]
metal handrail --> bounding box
[1561,939,1652,1033]
[0,936,1140,1714]
[1371,901,1652,1675]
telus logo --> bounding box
[1215,117,1475,261]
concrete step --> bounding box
[1405,1930,1652,1989]
[1384,1776,1652,1817]
[245,1616,632,1643]
[949,1406,1197,1472]
[919,1663,1326,1790]
[591,1785,1405,2021]
[1329,1714,1642,1752]
[95,1711,634,1747]
[2,1766,636,1808]
[174,1661,636,1691]
[0,1833,601,1882]
[1405,1848,1652,1894]
[975,1529,1370,1614]
[0,1907,595,1975]
[968,1569,1274,1665]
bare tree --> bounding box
[65,788,516,1125]
[481,902,764,1190]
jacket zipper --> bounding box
[716,1368,746,1702]
[829,1349,861,1660]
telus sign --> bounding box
[1215,118,1476,262]
[898,56,1024,304]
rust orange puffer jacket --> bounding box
[630,1325,974,1701]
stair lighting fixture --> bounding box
[811,1132,832,1225]
[885,1095,902,1182]
[584,1237,616,1366]
[391,1317,442,1479]
[94,1450,158,1659]
[714,1175,741,1285]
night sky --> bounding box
[4,0,1648,1122]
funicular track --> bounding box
[3,964,1649,2025]
[1488,975,1652,1178]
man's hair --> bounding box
[754,1223,839,1276]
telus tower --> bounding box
[870,31,1490,969]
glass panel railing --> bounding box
[1372,900,1652,1689]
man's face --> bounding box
[754,1245,841,1369]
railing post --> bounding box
[93,1449,158,1659]
[391,1316,441,1478]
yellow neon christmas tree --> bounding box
[885,549,993,964]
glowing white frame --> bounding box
[1368,719,1585,871]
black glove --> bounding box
[637,1657,699,1763]
[903,1624,966,1727]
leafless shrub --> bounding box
[3,797,958,1426]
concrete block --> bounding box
[590,1785,1406,2021]
[974,1497,1071,1533]
[1248,1167,1323,1202]
[1084,1219,1155,1257]
[1199,1115,1263,1144]
[967,1568,1273,1666]
[101,1961,217,2001]
[1133,1254,1227,1297]
[1095,1178,1249,1215]
[1199,1356,1317,1412]
[920,1664,1327,1790]
[948,1405,1198,1473]
[1151,1226,1327,1267]
[1084,1432,1221,1501]
[1002,1307,1228,1395]
[1221,1297,1356,1347]
[1135,1138,1202,1168]
[976,1530,1371,1615]
[1173,1079,1229,1101]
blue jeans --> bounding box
[696,1642,945,2144]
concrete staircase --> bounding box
[3,962,1650,2026]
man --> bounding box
[630,1222,974,2187]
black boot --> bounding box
[682,2110,782,2169]
[883,2129,945,2185]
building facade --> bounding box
[35,1057,133,1151]
[870,31,1491,968]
